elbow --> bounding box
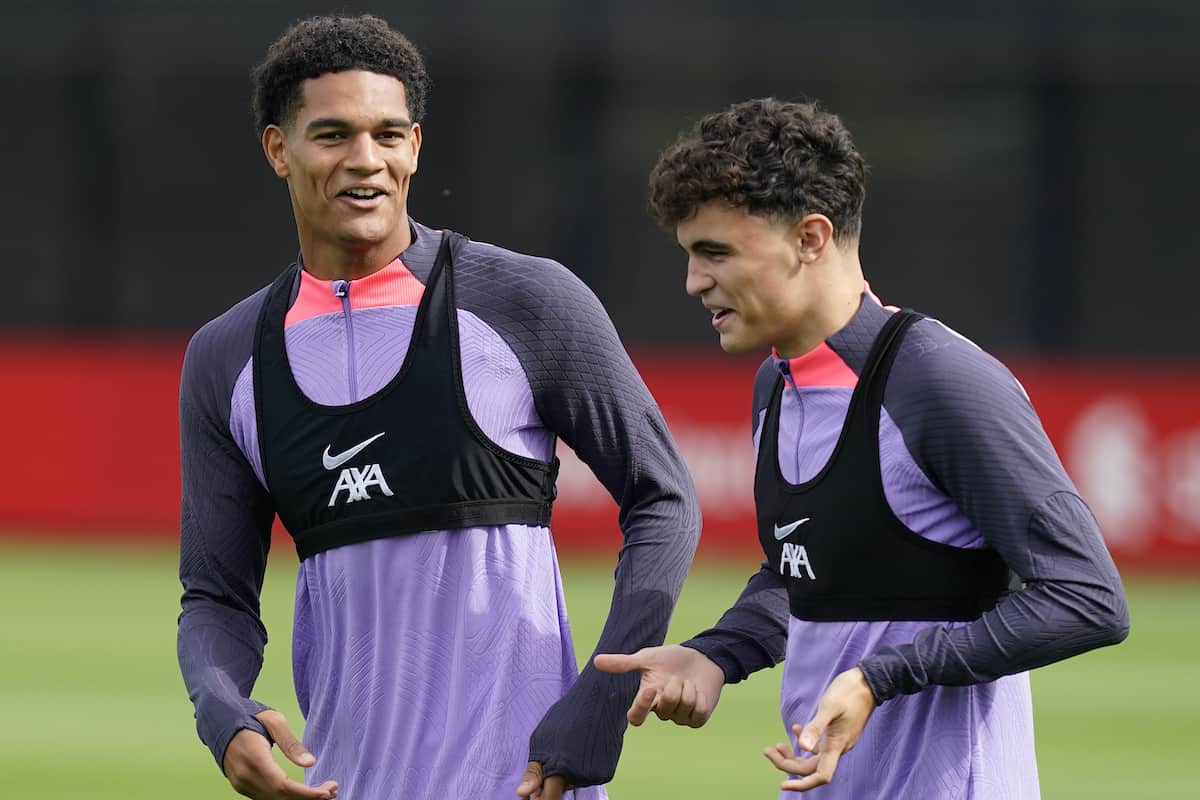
[1099,592,1131,647]
[1089,581,1131,649]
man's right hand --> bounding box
[222,710,338,799]
[593,645,726,728]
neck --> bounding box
[299,215,414,281]
[774,252,865,359]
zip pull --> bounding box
[333,279,350,298]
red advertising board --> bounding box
[1,337,1197,571]
[0,336,184,535]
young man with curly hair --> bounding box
[175,14,700,800]
[595,98,1129,797]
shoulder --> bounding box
[884,313,1050,478]
[181,284,272,422]
[887,315,1030,413]
[451,236,645,403]
[454,237,606,325]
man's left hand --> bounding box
[516,761,568,800]
[762,667,877,792]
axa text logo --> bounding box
[323,433,393,507]
[780,542,816,580]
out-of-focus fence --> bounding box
[3,337,1197,571]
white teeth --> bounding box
[346,188,380,198]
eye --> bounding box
[377,130,406,142]
[315,131,345,141]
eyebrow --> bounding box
[687,239,733,253]
[305,117,413,132]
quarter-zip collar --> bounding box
[285,255,426,328]
[770,283,888,389]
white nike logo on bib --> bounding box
[322,432,387,471]
[773,517,811,540]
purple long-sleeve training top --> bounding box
[176,221,701,799]
[683,292,1129,799]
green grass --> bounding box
[0,539,1195,799]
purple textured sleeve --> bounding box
[857,319,1130,701]
[176,288,277,769]
[454,242,702,787]
[681,357,790,681]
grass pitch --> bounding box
[0,539,1195,799]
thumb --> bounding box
[593,652,647,674]
[795,707,833,754]
[516,761,543,797]
[256,710,316,768]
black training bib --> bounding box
[755,309,1010,622]
[253,231,558,560]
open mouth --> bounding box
[712,308,733,323]
[339,188,387,201]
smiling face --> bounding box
[677,202,813,354]
[262,69,421,277]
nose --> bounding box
[685,257,714,297]
[344,132,384,173]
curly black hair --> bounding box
[251,14,431,135]
[649,98,867,242]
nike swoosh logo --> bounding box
[773,518,811,540]
[322,432,386,471]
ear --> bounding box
[790,213,836,264]
[262,124,290,179]
[410,122,423,172]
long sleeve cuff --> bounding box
[681,626,785,685]
[680,636,756,684]
[856,656,900,704]
[195,693,272,770]
[528,667,638,786]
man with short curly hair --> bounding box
[176,14,700,800]
[596,98,1129,797]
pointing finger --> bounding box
[593,653,645,674]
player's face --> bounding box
[263,70,421,258]
[677,203,806,354]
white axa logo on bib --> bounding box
[328,464,395,507]
[322,432,393,507]
[780,542,816,580]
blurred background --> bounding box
[2,1,1198,798]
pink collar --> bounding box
[773,342,858,388]
[285,258,426,327]
[771,283,886,388]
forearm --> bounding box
[860,574,1128,700]
[530,490,700,784]
[177,602,272,767]
[860,493,1130,701]
[681,566,790,683]
[177,396,275,767]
